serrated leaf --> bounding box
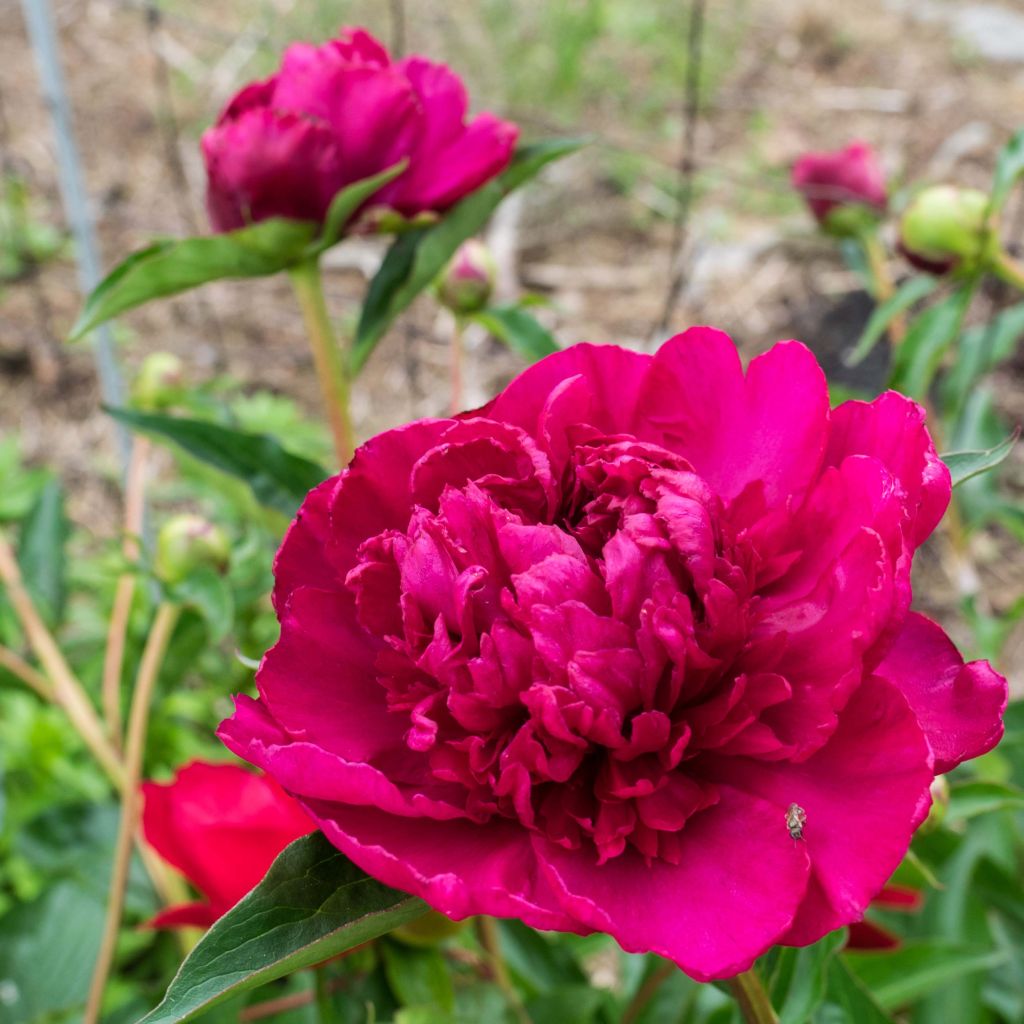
[104,407,326,517]
[137,832,426,1024]
[941,429,1019,487]
[889,282,975,398]
[472,305,560,362]
[844,942,1008,1011]
[947,780,1024,821]
[990,128,1024,214]
[70,219,318,341]
[352,138,585,374]
[16,478,68,628]
[845,276,937,367]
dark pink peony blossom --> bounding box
[219,329,1006,980]
[142,761,314,928]
[792,141,887,227]
[202,27,517,233]
[846,884,922,950]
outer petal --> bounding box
[201,108,346,231]
[299,799,582,932]
[640,329,830,508]
[874,612,1007,772]
[706,675,933,946]
[272,475,343,611]
[826,392,950,547]
[535,786,810,980]
[148,902,220,930]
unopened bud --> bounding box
[436,240,495,315]
[154,514,230,585]
[919,775,950,834]
[899,186,994,275]
[132,353,185,412]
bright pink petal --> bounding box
[641,329,831,508]
[707,675,933,946]
[874,612,1007,772]
[826,392,950,547]
[535,786,810,980]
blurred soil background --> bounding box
[1,0,1023,686]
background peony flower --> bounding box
[202,27,518,233]
[792,141,888,230]
[846,884,922,950]
[219,329,1006,980]
[141,760,314,928]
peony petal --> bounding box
[706,675,933,946]
[874,612,1007,772]
[535,785,810,980]
[147,902,221,930]
[826,392,950,547]
[641,329,831,508]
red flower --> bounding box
[202,27,517,233]
[792,141,887,228]
[847,885,923,949]
[219,330,1005,980]
[141,761,315,928]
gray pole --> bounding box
[20,0,130,466]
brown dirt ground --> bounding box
[1,0,1023,688]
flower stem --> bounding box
[289,257,354,468]
[860,231,906,345]
[991,250,1024,292]
[0,532,123,788]
[476,917,530,1024]
[622,959,677,1024]
[727,969,780,1024]
[314,967,336,1024]
[84,601,180,1024]
[102,435,150,751]
[0,644,52,700]
[450,315,465,416]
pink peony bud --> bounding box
[201,27,518,235]
[154,514,230,585]
[792,141,887,236]
[899,185,994,276]
[436,239,496,314]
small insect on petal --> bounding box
[786,802,807,841]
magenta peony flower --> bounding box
[219,329,1006,980]
[202,27,518,233]
[792,141,888,228]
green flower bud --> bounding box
[154,514,230,585]
[132,353,185,412]
[899,186,995,275]
[436,239,496,315]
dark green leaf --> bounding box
[472,305,560,362]
[315,161,408,252]
[352,138,585,374]
[105,407,326,517]
[381,941,455,1013]
[941,429,1019,487]
[70,219,318,340]
[171,567,234,643]
[990,128,1024,214]
[845,276,937,366]
[138,832,426,1024]
[889,282,975,398]
[947,780,1024,821]
[844,942,1007,1011]
[16,478,68,627]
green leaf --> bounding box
[497,920,587,998]
[989,128,1024,214]
[889,282,975,398]
[15,478,68,628]
[352,138,585,374]
[845,276,937,366]
[104,407,326,517]
[816,958,893,1023]
[70,219,318,340]
[844,942,1008,1011]
[941,429,1019,487]
[940,301,1024,416]
[171,567,234,643]
[381,941,455,1013]
[766,928,846,1024]
[138,832,426,1024]
[315,161,408,252]
[472,305,560,362]
[947,780,1024,821]
[525,985,611,1024]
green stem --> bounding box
[314,966,336,1024]
[991,250,1024,292]
[727,969,780,1024]
[288,257,354,468]
[860,231,906,345]
[476,917,530,1024]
